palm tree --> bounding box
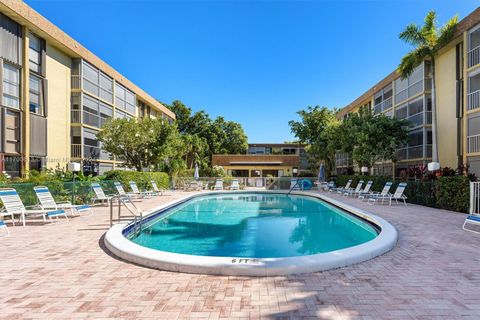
[398,11,458,166]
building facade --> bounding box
[212,143,308,177]
[336,7,480,177]
[0,0,175,177]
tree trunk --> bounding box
[431,58,439,163]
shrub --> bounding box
[103,170,169,191]
[435,176,470,213]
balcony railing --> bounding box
[468,90,480,111]
[396,144,431,161]
[374,97,393,115]
[468,45,480,68]
[71,144,82,158]
[71,109,81,123]
[468,134,480,153]
[71,75,81,90]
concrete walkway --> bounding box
[0,190,479,319]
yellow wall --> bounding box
[45,44,71,170]
[436,46,458,168]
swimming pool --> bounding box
[105,191,397,276]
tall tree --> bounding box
[289,106,339,175]
[398,11,458,165]
[97,118,181,171]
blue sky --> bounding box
[26,0,479,142]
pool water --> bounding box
[129,193,378,258]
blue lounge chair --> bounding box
[343,180,364,197]
[34,186,91,216]
[368,182,407,206]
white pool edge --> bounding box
[104,191,398,276]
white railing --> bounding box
[470,182,480,214]
[71,75,81,90]
[468,90,480,111]
[71,144,82,158]
[468,45,480,68]
[468,134,480,153]
[383,97,392,111]
[71,109,81,123]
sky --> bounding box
[26,0,479,143]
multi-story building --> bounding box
[212,143,308,177]
[336,7,480,177]
[0,1,175,177]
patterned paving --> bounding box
[0,190,479,319]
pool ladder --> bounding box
[109,195,144,235]
[287,179,304,195]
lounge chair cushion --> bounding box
[76,205,90,212]
[467,215,480,223]
[47,210,66,217]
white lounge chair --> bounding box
[230,179,240,191]
[368,182,407,206]
[331,180,352,193]
[344,180,364,197]
[0,188,68,226]
[213,179,224,191]
[355,180,373,198]
[129,181,153,198]
[362,181,393,202]
[150,180,164,196]
[92,182,115,204]
[114,181,141,200]
[34,186,91,216]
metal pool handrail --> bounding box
[109,195,143,235]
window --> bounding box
[83,94,112,128]
[394,64,425,104]
[29,74,43,115]
[373,85,392,114]
[4,110,20,153]
[468,26,480,67]
[29,33,43,74]
[115,109,133,120]
[83,128,100,160]
[115,83,135,115]
[395,104,407,119]
[82,61,113,103]
[2,63,20,109]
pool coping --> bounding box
[104,190,398,276]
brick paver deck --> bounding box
[1,190,479,319]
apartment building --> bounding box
[212,143,308,178]
[0,1,174,177]
[336,7,480,177]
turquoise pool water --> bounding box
[129,193,378,258]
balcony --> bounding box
[396,145,431,161]
[71,75,81,90]
[468,134,480,153]
[468,90,480,111]
[374,97,393,114]
[71,144,82,158]
[71,109,81,123]
[468,45,480,68]
[406,111,432,128]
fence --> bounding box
[0,180,122,206]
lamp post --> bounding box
[68,162,80,205]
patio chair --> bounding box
[34,186,91,216]
[114,181,142,201]
[150,180,164,196]
[361,181,393,202]
[330,180,352,193]
[0,188,68,226]
[92,182,115,205]
[355,180,373,198]
[230,179,240,191]
[213,179,224,191]
[343,180,364,197]
[0,220,9,236]
[321,181,335,191]
[368,182,407,206]
[129,181,154,198]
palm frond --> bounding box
[436,15,459,49]
[398,46,430,79]
[421,11,438,47]
[399,24,424,46]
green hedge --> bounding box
[103,170,169,192]
[435,176,470,213]
[335,174,469,213]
